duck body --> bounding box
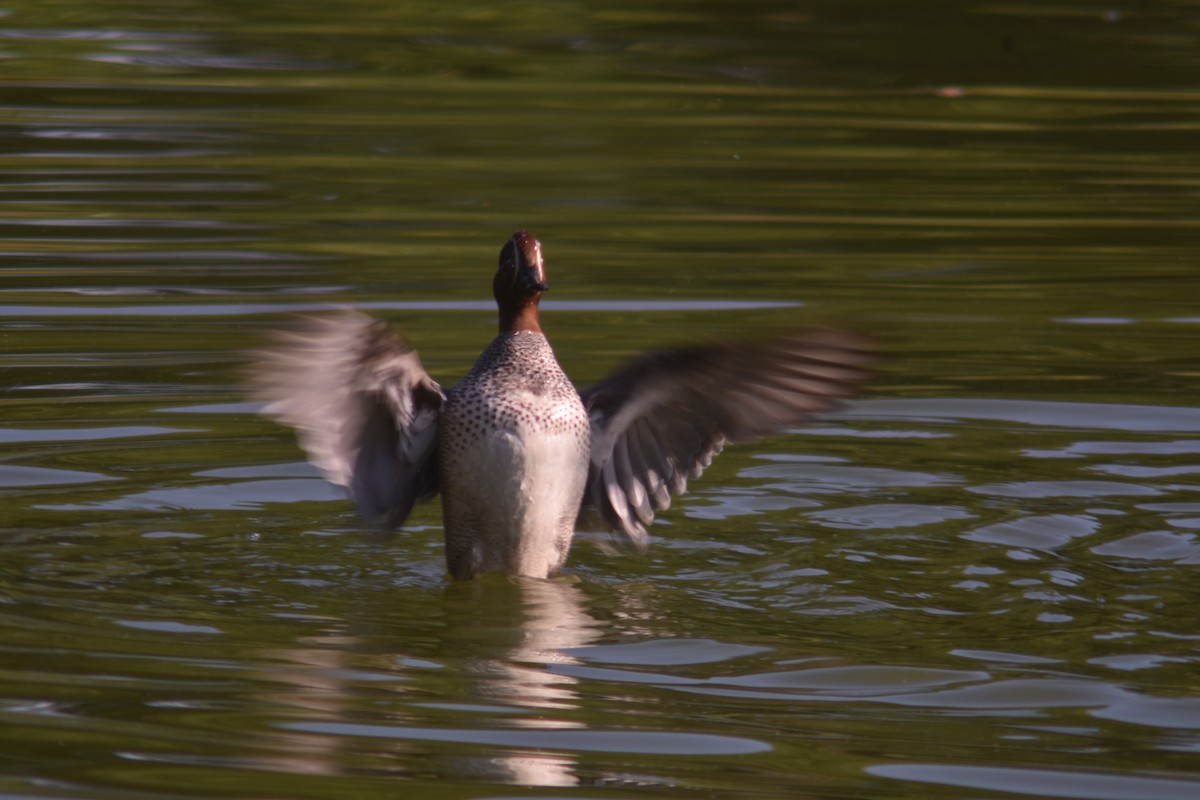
[248,231,873,580]
[439,331,590,579]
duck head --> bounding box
[494,230,549,333]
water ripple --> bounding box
[869,763,1200,800]
[850,399,1200,434]
[283,721,770,755]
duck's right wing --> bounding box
[245,309,445,528]
[579,329,874,548]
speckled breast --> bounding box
[437,331,591,578]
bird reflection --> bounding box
[454,576,602,708]
[444,577,603,785]
[249,576,607,787]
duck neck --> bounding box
[499,297,542,334]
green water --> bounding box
[2,1,1199,798]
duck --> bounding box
[247,231,873,580]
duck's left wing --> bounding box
[245,309,445,527]
[579,329,873,548]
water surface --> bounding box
[2,2,1199,799]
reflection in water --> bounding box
[439,578,603,786]
[847,399,1200,434]
[252,578,605,787]
[3,0,1200,797]
[457,578,603,713]
[869,763,1200,800]
[246,641,365,778]
[0,299,801,318]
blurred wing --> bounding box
[245,309,445,527]
[580,329,874,547]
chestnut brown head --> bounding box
[493,231,548,333]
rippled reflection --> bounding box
[3,0,1200,797]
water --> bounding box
[2,1,1199,798]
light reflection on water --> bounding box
[3,291,1199,799]
[2,0,1200,798]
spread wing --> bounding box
[244,309,445,527]
[580,329,874,547]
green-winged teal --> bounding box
[249,231,872,579]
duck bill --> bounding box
[511,231,549,294]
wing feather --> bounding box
[581,329,873,544]
[244,309,445,527]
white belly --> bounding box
[440,397,590,579]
